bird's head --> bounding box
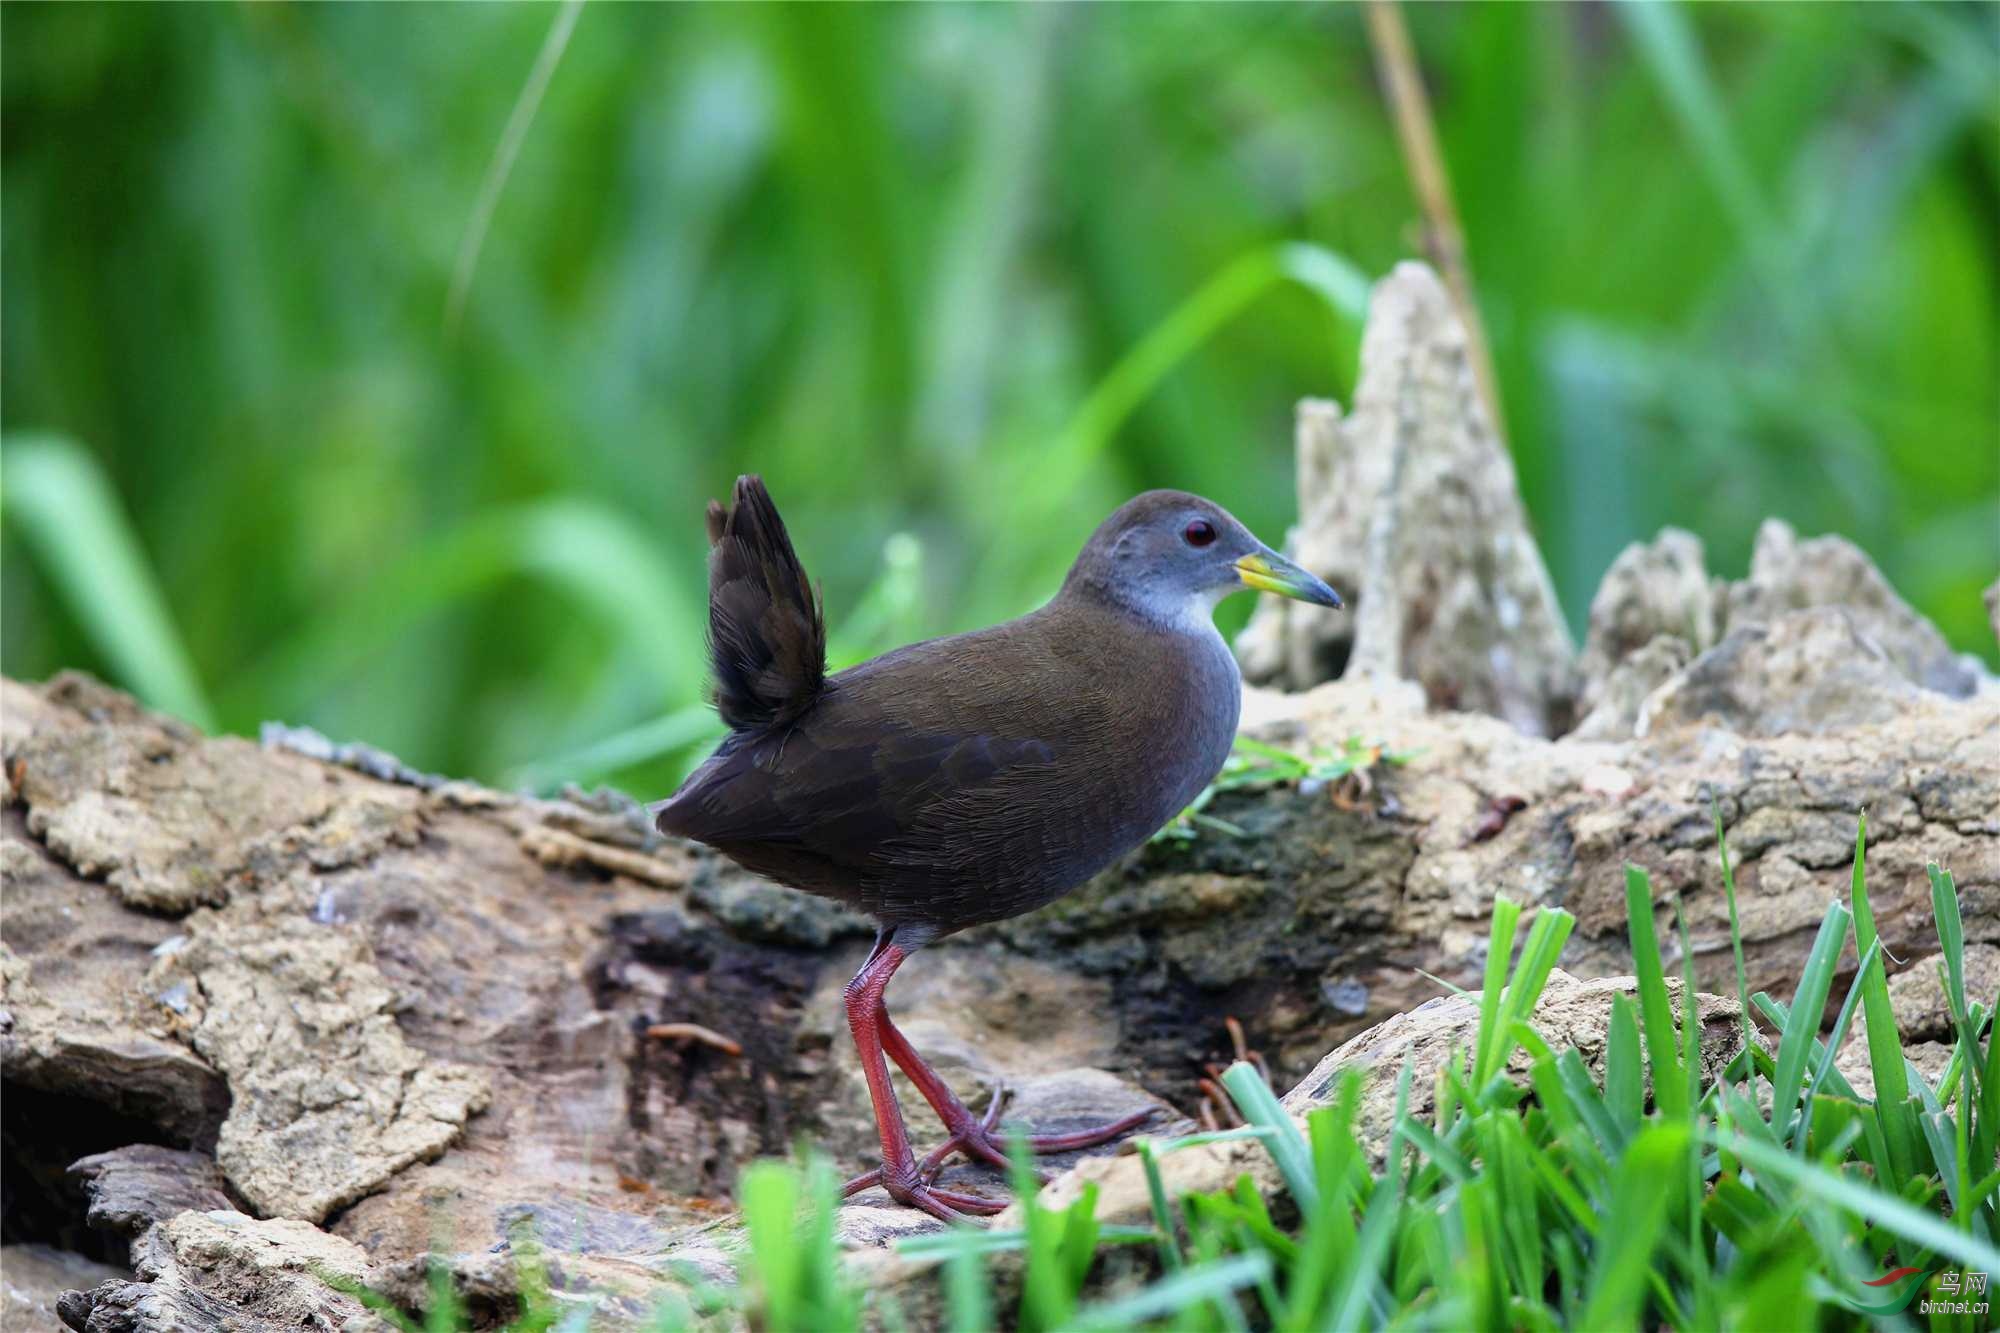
[1063,490,1343,629]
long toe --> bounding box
[885,1178,1008,1222]
[905,1100,1159,1194]
[912,1183,1009,1219]
[1023,1105,1161,1153]
[950,1126,1017,1173]
[931,1104,1160,1188]
[978,1083,1010,1131]
[911,1080,1016,1182]
[916,1134,973,1183]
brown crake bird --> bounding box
[655,476,1342,1219]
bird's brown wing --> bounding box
[660,606,1217,928]
[663,694,1060,859]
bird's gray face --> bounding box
[1079,492,1343,628]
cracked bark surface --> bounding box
[5,261,1993,1327]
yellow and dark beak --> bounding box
[1235,550,1343,609]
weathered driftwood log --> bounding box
[8,589,1991,1323]
[6,260,1993,1327]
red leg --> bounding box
[844,1048,1016,1192]
[877,1010,1017,1174]
[848,993,1160,1189]
[838,940,1006,1221]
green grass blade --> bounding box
[1011,1129,1075,1333]
[2,435,215,729]
[801,1156,859,1331]
[1473,896,1524,1087]
[423,1253,463,1333]
[1711,800,1758,1055]
[1623,864,1687,1117]
[1968,1164,2000,1212]
[1290,1093,1362,1323]
[313,1268,424,1333]
[1225,1175,1298,1265]
[1770,902,1853,1145]
[1069,1254,1272,1331]
[1710,1125,2000,1276]
[443,0,586,336]
[1157,1126,1276,1155]
[1751,995,1867,1103]
[1221,1061,1317,1216]
[1927,861,1967,1021]
[1136,1139,1184,1273]
[1323,1138,1402,1333]
[1848,813,1919,1182]
[944,1238,994,1333]
[1513,1022,1559,1068]
[1398,1117,1472,1185]
[1030,242,1369,509]
[1927,865,1989,1137]
[1391,1055,1416,1192]
[1703,1175,1776,1251]
[894,1226,1153,1262]
[1550,1231,1584,1326]
[1579,1122,1688,1331]
[1458,1173,1507,1331]
[1674,894,1704,1126]
[1490,906,1577,1088]
[1614,0,1800,331]
[1557,1048,1627,1158]
[1926,861,1989,1236]
[738,1160,804,1332]
[1483,1112,1545,1303]
[1058,1183,1102,1297]
[1671,896,1713,1327]
[1275,242,1373,326]
[232,498,703,722]
[1801,937,1880,1126]
[508,703,723,792]
[1726,1245,1814,1333]
[1522,1116,1602,1236]
[1917,1106,1964,1213]
[1234,1218,1287,1327]
[1981,997,2000,1207]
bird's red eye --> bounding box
[1183,518,1217,548]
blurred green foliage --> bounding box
[4,3,1995,796]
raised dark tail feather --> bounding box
[703,475,826,732]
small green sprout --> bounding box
[1154,734,1419,843]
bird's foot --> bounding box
[891,1174,1011,1223]
[841,1087,1160,1217]
[924,1085,1161,1182]
[840,1153,1009,1222]
[841,1089,1008,1202]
